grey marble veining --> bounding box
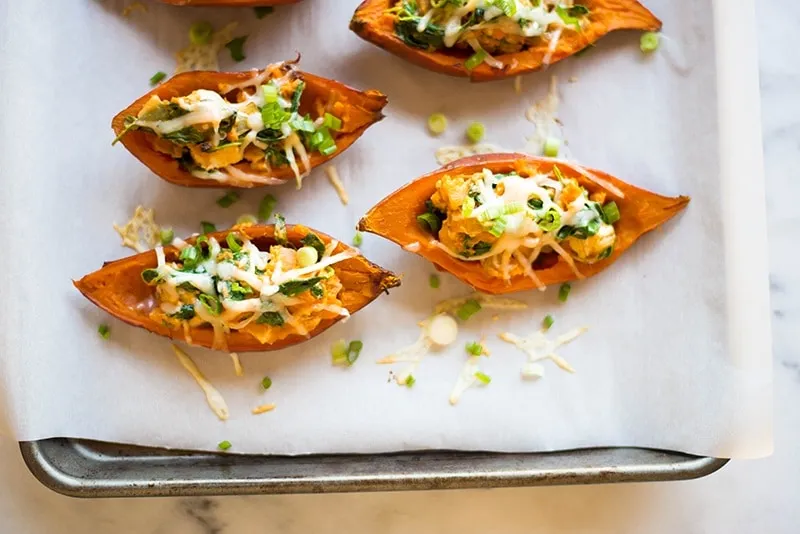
[0,0,797,533]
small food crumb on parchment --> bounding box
[113,205,160,253]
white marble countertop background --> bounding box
[1,1,797,532]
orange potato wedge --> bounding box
[112,63,387,188]
[350,0,662,81]
[75,225,400,352]
[358,153,688,294]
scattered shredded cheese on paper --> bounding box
[434,292,528,316]
[499,326,588,378]
[229,353,244,377]
[175,22,238,73]
[252,403,276,415]
[113,205,160,253]
[171,345,230,421]
[325,165,349,205]
[435,143,505,166]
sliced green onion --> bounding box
[331,339,349,366]
[200,221,216,234]
[429,274,440,289]
[465,50,487,71]
[254,6,274,18]
[189,21,213,46]
[640,32,660,53]
[262,84,279,103]
[319,142,337,156]
[558,283,571,303]
[296,246,319,268]
[405,374,416,387]
[226,232,243,252]
[225,35,248,62]
[217,440,232,451]
[466,121,485,143]
[347,340,363,365]
[474,371,492,384]
[543,137,561,157]
[427,112,448,135]
[598,246,614,260]
[602,201,620,224]
[352,231,363,247]
[537,208,561,232]
[477,205,504,222]
[456,299,481,321]
[493,0,516,17]
[216,191,240,208]
[141,268,161,285]
[179,245,200,269]
[149,71,167,86]
[528,197,544,210]
[488,217,507,237]
[258,194,277,222]
[501,202,525,215]
[236,213,257,226]
[198,293,222,315]
[323,113,342,131]
[462,196,475,217]
[261,376,273,390]
[543,314,555,330]
[465,341,483,356]
[159,228,174,245]
[417,213,441,234]
[98,324,110,340]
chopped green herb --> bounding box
[189,21,214,46]
[171,305,196,320]
[347,340,363,364]
[427,112,447,135]
[405,374,416,387]
[465,341,483,356]
[200,221,216,234]
[216,191,240,208]
[179,245,201,269]
[98,324,110,340]
[258,194,277,222]
[558,283,571,303]
[141,268,161,285]
[274,213,288,245]
[640,32,660,53]
[261,376,273,390]
[254,6,274,18]
[352,231,363,247]
[278,277,326,297]
[159,228,174,245]
[429,274,440,289]
[466,121,485,143]
[474,371,492,385]
[225,36,248,62]
[543,314,555,330]
[456,299,481,321]
[198,293,222,315]
[417,212,441,234]
[300,232,326,258]
[257,312,284,326]
[149,71,167,86]
[217,440,232,451]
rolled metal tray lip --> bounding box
[19,438,729,499]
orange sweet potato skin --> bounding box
[359,153,688,294]
[74,225,400,352]
[112,68,387,188]
[160,0,299,5]
[350,0,662,81]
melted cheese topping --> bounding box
[147,233,354,351]
[429,167,619,288]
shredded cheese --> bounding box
[498,326,588,377]
[325,165,349,205]
[435,143,505,166]
[171,344,230,421]
[113,205,160,253]
[434,292,528,316]
[175,22,238,74]
[252,403,277,415]
[229,353,244,377]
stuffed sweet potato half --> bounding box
[112,60,387,188]
[359,153,688,294]
[75,224,400,352]
[350,0,661,81]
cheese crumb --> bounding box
[435,143,505,166]
[171,345,230,421]
[252,403,277,415]
[175,22,238,73]
[113,205,160,253]
[325,165,349,205]
[229,353,244,377]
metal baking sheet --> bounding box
[20,440,727,497]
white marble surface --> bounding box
[1,1,797,532]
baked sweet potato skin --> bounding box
[160,0,299,5]
[112,68,387,188]
[350,0,662,81]
[75,225,401,352]
[358,153,688,294]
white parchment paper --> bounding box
[0,0,772,458]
